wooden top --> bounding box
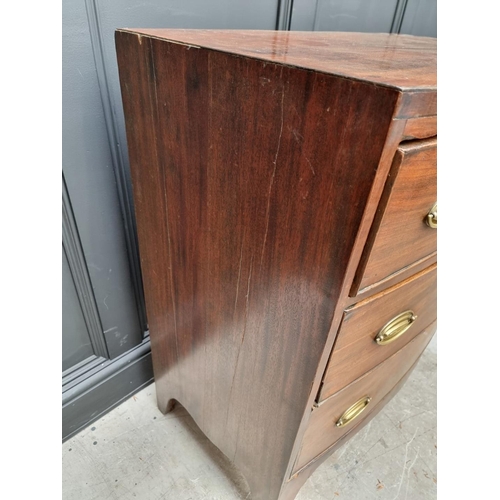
[118,29,436,91]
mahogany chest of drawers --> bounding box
[116,29,437,500]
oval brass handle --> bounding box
[375,310,417,345]
[336,396,371,428]
[426,202,437,228]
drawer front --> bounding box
[294,323,436,472]
[319,264,436,402]
[402,116,437,141]
[352,138,437,295]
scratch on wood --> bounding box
[225,256,254,432]
[261,71,285,266]
[291,128,315,176]
[149,39,179,359]
[291,128,304,142]
[304,156,316,176]
[243,258,254,337]
[234,239,244,315]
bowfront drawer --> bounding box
[293,323,436,473]
[319,263,436,402]
[352,138,437,295]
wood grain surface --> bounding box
[353,138,437,294]
[294,322,436,472]
[320,264,436,401]
[402,116,437,140]
[396,90,437,118]
[280,116,410,492]
[116,30,400,500]
[346,251,436,304]
[118,29,436,91]
[281,348,425,499]
[116,28,437,500]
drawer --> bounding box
[293,323,436,472]
[319,263,436,402]
[402,116,437,141]
[352,138,437,295]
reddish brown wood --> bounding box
[402,115,437,140]
[320,264,436,401]
[347,251,436,304]
[396,91,437,118]
[281,115,410,488]
[281,351,424,499]
[115,29,437,500]
[123,29,437,91]
[352,138,437,295]
[294,323,435,472]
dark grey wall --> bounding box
[62,0,143,361]
[62,247,94,372]
[291,0,399,32]
[399,0,437,37]
[62,0,436,441]
[290,0,436,36]
[62,0,281,441]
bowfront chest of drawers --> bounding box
[116,30,437,500]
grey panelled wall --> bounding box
[62,0,436,441]
[62,0,144,360]
[291,0,400,32]
[62,0,281,441]
[62,248,94,372]
[290,0,436,36]
[400,0,437,37]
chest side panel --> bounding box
[116,30,399,498]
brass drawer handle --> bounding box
[336,396,371,428]
[426,202,437,228]
[375,310,417,346]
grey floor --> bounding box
[62,336,436,500]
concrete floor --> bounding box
[62,336,436,500]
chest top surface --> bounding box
[117,29,436,91]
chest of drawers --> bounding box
[116,29,437,500]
